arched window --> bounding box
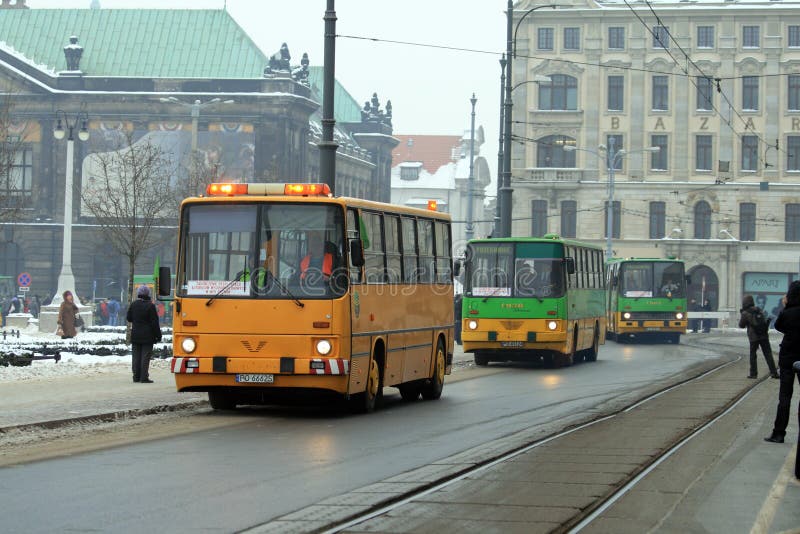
[536,135,576,168]
[694,201,712,239]
[539,74,578,110]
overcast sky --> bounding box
[31,0,507,183]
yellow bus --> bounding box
[158,182,454,412]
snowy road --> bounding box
[1,336,734,533]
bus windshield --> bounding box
[466,242,565,298]
[620,261,685,298]
[179,202,346,299]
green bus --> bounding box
[461,235,606,367]
[605,257,688,343]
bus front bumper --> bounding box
[462,330,567,353]
[616,320,687,334]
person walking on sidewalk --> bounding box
[765,281,800,444]
[126,285,162,383]
[57,291,79,339]
[739,295,779,379]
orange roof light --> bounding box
[206,183,248,196]
[284,183,331,196]
[427,200,438,211]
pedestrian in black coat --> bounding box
[765,280,800,444]
[126,285,162,383]
[739,294,778,379]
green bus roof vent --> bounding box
[543,233,561,240]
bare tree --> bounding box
[80,130,179,305]
[0,92,29,223]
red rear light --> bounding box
[284,183,331,196]
[207,183,248,196]
[183,320,198,326]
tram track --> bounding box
[294,338,759,534]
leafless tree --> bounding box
[80,130,179,306]
[0,92,29,223]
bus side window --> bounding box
[362,212,386,284]
[347,209,363,284]
[417,219,435,284]
[385,215,402,284]
[401,217,417,283]
[434,221,452,283]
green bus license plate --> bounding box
[501,341,524,348]
[235,374,274,384]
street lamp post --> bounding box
[501,1,563,238]
[466,93,477,242]
[564,143,660,259]
[494,54,506,238]
[49,110,90,309]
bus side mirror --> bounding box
[564,257,576,275]
[453,259,462,277]
[158,266,171,297]
[349,239,365,267]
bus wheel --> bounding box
[208,391,237,410]
[474,352,489,366]
[398,383,421,401]
[421,339,446,400]
[585,325,600,362]
[352,357,382,413]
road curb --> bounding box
[0,400,208,435]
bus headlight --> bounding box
[468,320,478,330]
[316,339,332,355]
[676,312,684,320]
[181,337,197,354]
[623,312,632,320]
[547,320,558,331]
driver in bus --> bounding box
[300,230,336,283]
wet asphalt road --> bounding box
[0,337,729,533]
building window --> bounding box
[538,27,554,50]
[399,165,420,181]
[696,135,713,171]
[743,25,760,48]
[649,201,666,239]
[604,200,621,238]
[607,75,624,111]
[653,25,670,49]
[790,25,800,48]
[564,27,580,50]
[607,134,624,171]
[694,201,712,239]
[1,147,33,200]
[652,75,669,110]
[531,200,548,237]
[741,135,759,171]
[742,76,759,111]
[609,26,625,49]
[786,204,800,241]
[697,26,715,48]
[536,135,576,167]
[697,76,714,111]
[538,74,578,110]
[651,134,668,170]
[789,75,800,110]
[740,202,756,241]
[788,136,800,171]
[561,200,577,238]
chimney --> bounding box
[62,36,83,73]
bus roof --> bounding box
[180,191,451,222]
[606,257,685,264]
[467,235,603,250]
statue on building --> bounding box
[291,52,310,86]
[63,35,83,72]
[360,93,392,127]
[263,42,291,76]
[385,100,392,127]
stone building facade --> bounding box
[0,7,395,304]
[512,0,800,320]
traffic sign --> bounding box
[19,286,29,292]
[17,272,31,287]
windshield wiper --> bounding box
[206,269,248,307]
[265,269,304,308]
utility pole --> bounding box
[319,0,338,193]
[606,135,617,260]
[466,94,477,242]
[500,0,514,237]
[494,55,506,238]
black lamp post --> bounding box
[494,54,506,238]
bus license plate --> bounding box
[645,327,661,331]
[501,341,524,348]
[235,374,274,384]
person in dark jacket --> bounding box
[765,280,800,444]
[126,285,162,383]
[739,294,779,379]
[454,293,463,345]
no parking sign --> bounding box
[17,272,31,287]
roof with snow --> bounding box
[392,135,462,174]
[0,9,267,78]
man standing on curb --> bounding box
[765,281,800,444]
[739,295,779,379]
